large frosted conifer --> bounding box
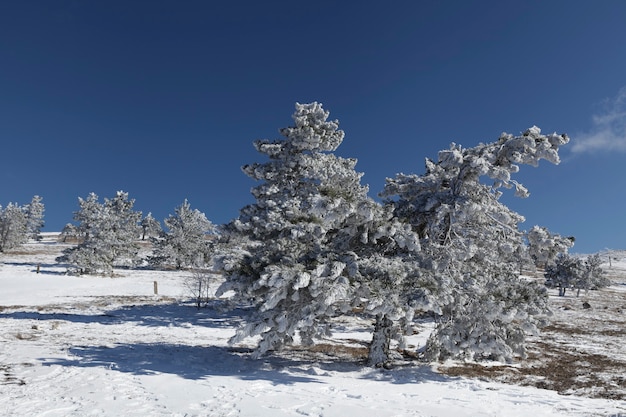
[382,127,570,362]
[217,102,421,360]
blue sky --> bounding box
[2,1,626,254]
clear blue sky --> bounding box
[2,1,626,254]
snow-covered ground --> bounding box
[1,234,625,417]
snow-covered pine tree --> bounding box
[100,191,143,266]
[57,191,142,275]
[151,200,215,269]
[215,102,423,363]
[583,253,610,290]
[0,203,28,252]
[59,223,80,243]
[24,195,45,241]
[140,212,162,241]
[72,192,102,241]
[381,126,569,362]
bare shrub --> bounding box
[184,268,217,309]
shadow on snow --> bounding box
[1,262,66,275]
[0,300,250,329]
[2,300,453,386]
[42,342,450,386]
[42,343,322,385]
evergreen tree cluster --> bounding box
[57,194,215,275]
[0,196,45,252]
[215,102,583,365]
[57,192,143,275]
[545,253,609,297]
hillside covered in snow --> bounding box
[1,234,625,416]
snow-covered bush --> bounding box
[583,253,610,290]
[185,268,217,309]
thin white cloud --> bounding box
[571,87,626,154]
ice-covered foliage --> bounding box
[526,225,574,268]
[345,230,436,366]
[0,202,28,252]
[151,200,215,269]
[216,102,424,362]
[57,191,142,275]
[423,263,550,362]
[382,126,569,362]
[583,253,611,290]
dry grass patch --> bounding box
[285,339,369,362]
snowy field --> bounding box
[1,234,625,417]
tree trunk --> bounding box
[368,314,394,367]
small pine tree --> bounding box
[140,212,162,241]
[545,253,583,296]
[100,191,143,267]
[72,192,102,241]
[59,223,80,243]
[584,253,610,290]
[151,200,215,269]
[24,195,45,241]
